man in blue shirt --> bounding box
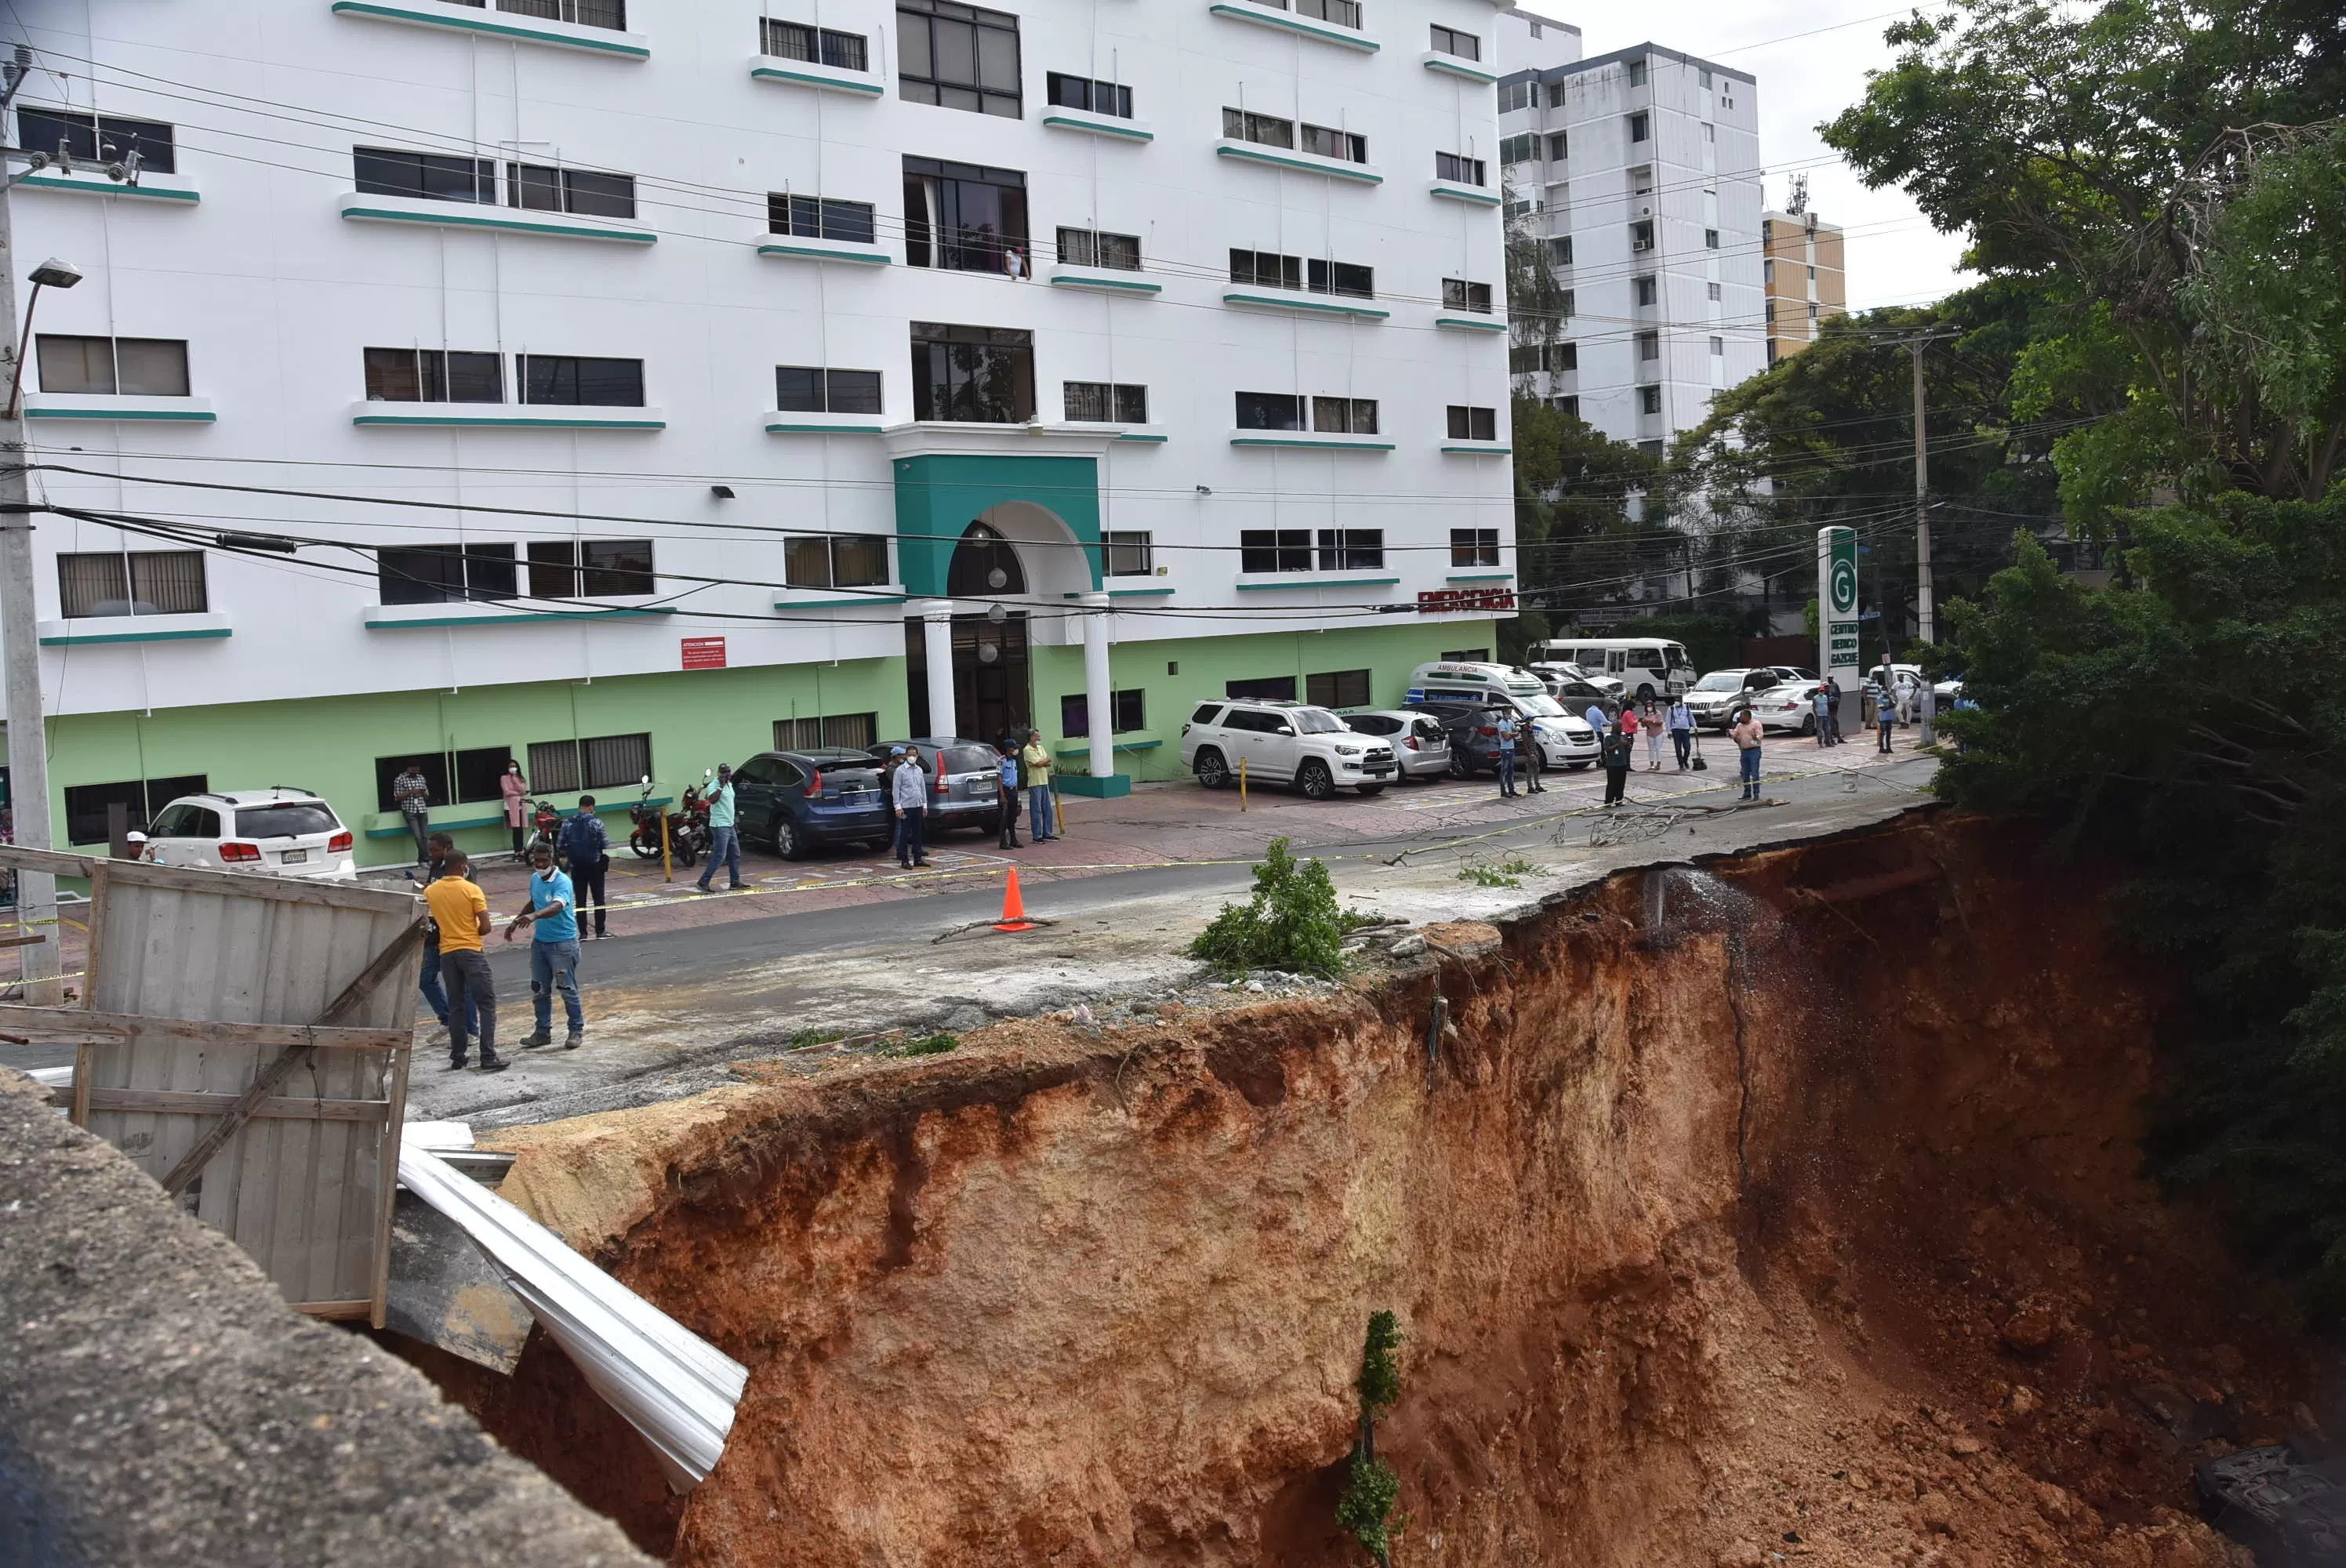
[557,794,612,939]
[1493,710,1520,798]
[995,740,1022,850]
[694,763,744,893]
[504,843,583,1050]
[1583,701,1610,735]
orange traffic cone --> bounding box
[994,867,1037,932]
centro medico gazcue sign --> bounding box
[1817,526,1859,692]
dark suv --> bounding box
[730,749,892,860]
[866,738,1006,837]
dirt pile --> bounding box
[438,812,2316,1566]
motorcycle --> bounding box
[516,797,563,865]
[627,775,665,861]
[667,783,710,867]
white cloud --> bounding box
[1574,0,1975,310]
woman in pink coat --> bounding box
[499,760,528,855]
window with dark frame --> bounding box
[1300,122,1367,162]
[1306,258,1373,298]
[1222,107,1294,149]
[768,193,877,244]
[507,162,636,220]
[1446,405,1498,441]
[1705,227,1720,249]
[761,18,868,70]
[1451,528,1501,568]
[1555,394,1579,418]
[1634,274,1658,306]
[1630,219,1654,250]
[902,156,1029,272]
[1497,81,1531,114]
[897,0,1022,118]
[1102,530,1153,575]
[376,543,519,605]
[64,775,205,845]
[1498,132,1535,165]
[524,539,655,599]
[1059,688,1145,738]
[519,355,645,406]
[1305,669,1371,709]
[1229,248,1302,290]
[1548,130,1568,161]
[1240,530,1312,573]
[1639,384,1662,415]
[36,336,188,397]
[353,146,496,203]
[452,747,510,805]
[1055,227,1140,270]
[19,107,176,174]
[1235,391,1302,431]
[374,753,450,813]
[528,731,652,795]
[910,321,1034,423]
[1442,278,1492,314]
[56,550,208,619]
[1310,397,1378,435]
[1314,528,1383,570]
[363,347,502,403]
[775,365,884,414]
[784,534,891,589]
[1063,381,1147,423]
[1629,111,1649,143]
[1046,73,1131,117]
[1428,24,1479,60]
[1292,0,1361,27]
[1636,329,1660,361]
[1226,676,1298,701]
[1434,151,1485,186]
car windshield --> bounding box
[234,804,340,839]
[1291,707,1346,734]
[1694,673,1745,692]
[1513,694,1566,717]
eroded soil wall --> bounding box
[468,813,2315,1566]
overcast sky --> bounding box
[1571,0,1974,311]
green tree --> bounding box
[1335,1312,1406,1565]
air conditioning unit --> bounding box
[1632,240,1653,252]
[1635,202,1654,217]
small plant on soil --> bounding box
[1190,837,1354,975]
[1335,1310,1406,1565]
[1458,857,1541,889]
[881,1033,959,1058]
[788,1027,846,1048]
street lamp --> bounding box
[6,255,83,419]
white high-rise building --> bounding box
[2,0,1516,863]
[1496,16,1767,452]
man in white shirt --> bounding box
[890,746,932,869]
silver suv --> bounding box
[1179,699,1396,799]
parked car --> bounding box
[865,738,1006,837]
[1535,670,1625,724]
[1342,710,1451,780]
[728,749,892,860]
[1745,681,1828,735]
[1180,699,1396,799]
[1403,700,1600,775]
[1683,668,1785,730]
[140,788,357,881]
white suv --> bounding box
[1180,700,1397,799]
[140,788,359,880]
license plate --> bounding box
[845,790,877,805]
[281,849,308,864]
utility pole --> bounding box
[1909,339,1936,746]
[0,50,64,1003]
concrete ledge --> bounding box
[0,1069,652,1566]
[1056,773,1133,798]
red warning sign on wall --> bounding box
[681,636,728,670]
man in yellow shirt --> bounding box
[423,851,506,1073]
[1019,728,1058,843]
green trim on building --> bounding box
[329,0,650,56]
[16,175,199,201]
[1046,272,1162,295]
[1207,2,1378,51]
[1213,145,1382,183]
[1429,183,1504,206]
[1445,572,1513,583]
[748,64,885,93]
[364,607,677,630]
[38,625,232,647]
[352,412,666,430]
[1433,315,1506,333]
[1229,435,1396,452]
[1115,431,1168,443]
[755,239,890,264]
[24,405,213,422]
[1440,444,1513,455]
[1222,289,1389,321]
[1040,114,1154,142]
[1422,54,1499,84]
[764,421,887,435]
[891,452,1104,596]
[340,203,656,243]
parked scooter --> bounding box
[517,798,563,865]
[626,775,664,861]
[667,782,710,867]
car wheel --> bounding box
[774,814,806,862]
[1449,751,1473,779]
[1195,748,1230,789]
[1356,782,1386,797]
[1298,760,1335,800]
[1799,714,1816,735]
[1567,760,1594,771]
[1636,683,1657,702]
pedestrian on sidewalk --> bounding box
[891,746,932,867]
[1582,699,1611,735]
[694,763,745,893]
[424,851,503,1073]
[1871,677,1897,753]
[392,760,433,864]
[499,760,529,857]
[413,832,476,1047]
[1523,717,1547,793]
[1494,710,1520,798]
[1811,684,1835,747]
[1894,672,1918,727]
[1730,707,1764,800]
[1826,681,1845,745]
[1600,713,1637,807]
[1021,729,1057,843]
[1666,695,1694,770]
[995,739,1023,849]
[558,796,610,938]
[1640,698,1666,771]
[504,843,584,1051]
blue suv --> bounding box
[728,749,892,860]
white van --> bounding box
[1404,662,1601,768]
[1529,638,1696,701]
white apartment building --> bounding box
[1495,19,1767,452]
[2,0,1515,864]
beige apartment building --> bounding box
[1761,209,1846,364]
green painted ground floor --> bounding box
[4,619,1494,868]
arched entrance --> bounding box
[906,522,1033,742]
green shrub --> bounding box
[1335,1454,1401,1562]
[1189,837,1349,975]
[882,1033,959,1058]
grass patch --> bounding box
[881,1033,960,1058]
[1457,857,1541,889]
[788,1027,847,1049]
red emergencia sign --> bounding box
[1417,587,1516,613]
[681,636,728,670]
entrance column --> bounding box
[1080,593,1115,781]
[921,599,957,739]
